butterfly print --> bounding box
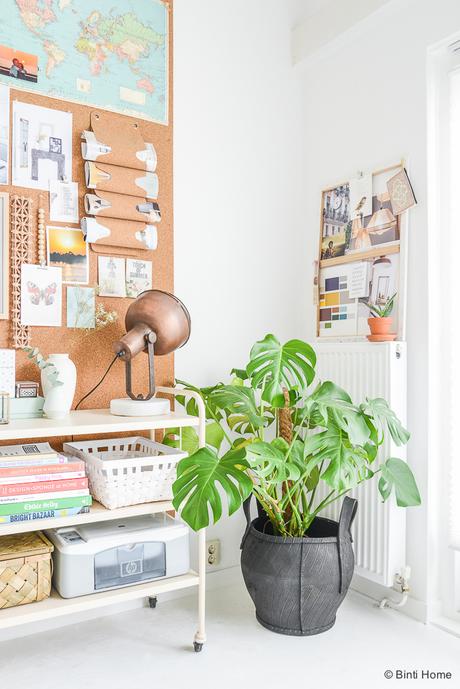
[27,281,57,306]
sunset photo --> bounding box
[0,44,38,83]
[47,226,88,284]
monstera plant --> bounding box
[167,334,419,535]
[166,335,421,637]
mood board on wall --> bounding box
[0,0,174,411]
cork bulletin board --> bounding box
[0,3,174,415]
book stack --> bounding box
[0,442,92,525]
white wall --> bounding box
[173,0,308,568]
[294,0,460,616]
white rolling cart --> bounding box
[0,386,207,653]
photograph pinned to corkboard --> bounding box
[316,161,415,340]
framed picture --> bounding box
[0,192,8,319]
[317,162,409,340]
[320,167,401,267]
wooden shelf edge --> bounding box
[0,571,199,630]
[0,499,175,536]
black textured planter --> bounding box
[240,496,357,636]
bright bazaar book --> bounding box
[0,489,90,504]
[0,495,92,516]
[0,460,85,478]
[0,471,85,485]
[0,505,91,524]
[0,478,88,497]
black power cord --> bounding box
[75,354,120,411]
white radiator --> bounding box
[313,341,407,588]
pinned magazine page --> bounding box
[98,256,126,297]
[126,258,152,298]
[20,264,62,327]
[12,101,72,190]
[49,180,79,223]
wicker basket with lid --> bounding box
[0,531,54,609]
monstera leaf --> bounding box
[246,334,316,407]
[310,381,370,446]
[210,385,267,432]
[361,398,410,446]
[163,421,224,454]
[244,440,301,483]
[172,448,252,531]
[175,378,225,421]
[378,457,421,507]
[303,425,371,491]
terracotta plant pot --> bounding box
[367,317,395,342]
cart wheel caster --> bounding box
[193,642,203,653]
[148,596,157,609]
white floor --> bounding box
[0,578,459,689]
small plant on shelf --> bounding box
[364,292,396,318]
[23,346,63,388]
[364,293,397,341]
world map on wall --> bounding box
[0,0,169,124]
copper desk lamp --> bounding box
[110,290,191,416]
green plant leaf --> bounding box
[210,385,266,432]
[205,421,225,450]
[172,447,252,530]
[310,381,370,445]
[175,378,225,421]
[163,426,199,455]
[246,334,316,407]
[163,421,224,454]
[244,440,301,482]
[361,398,410,446]
[304,426,371,491]
[230,368,248,381]
[378,457,421,507]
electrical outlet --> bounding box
[206,539,221,566]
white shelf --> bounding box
[0,499,175,536]
[0,571,199,630]
[0,408,199,441]
[0,392,207,644]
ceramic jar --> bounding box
[41,353,77,420]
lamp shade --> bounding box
[113,290,191,360]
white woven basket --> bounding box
[63,436,187,510]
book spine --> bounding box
[0,489,89,504]
[0,505,91,524]
[0,471,86,485]
[0,478,88,497]
[0,495,92,516]
[0,461,85,478]
[0,456,65,468]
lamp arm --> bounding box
[126,338,156,401]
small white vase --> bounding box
[41,353,77,420]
